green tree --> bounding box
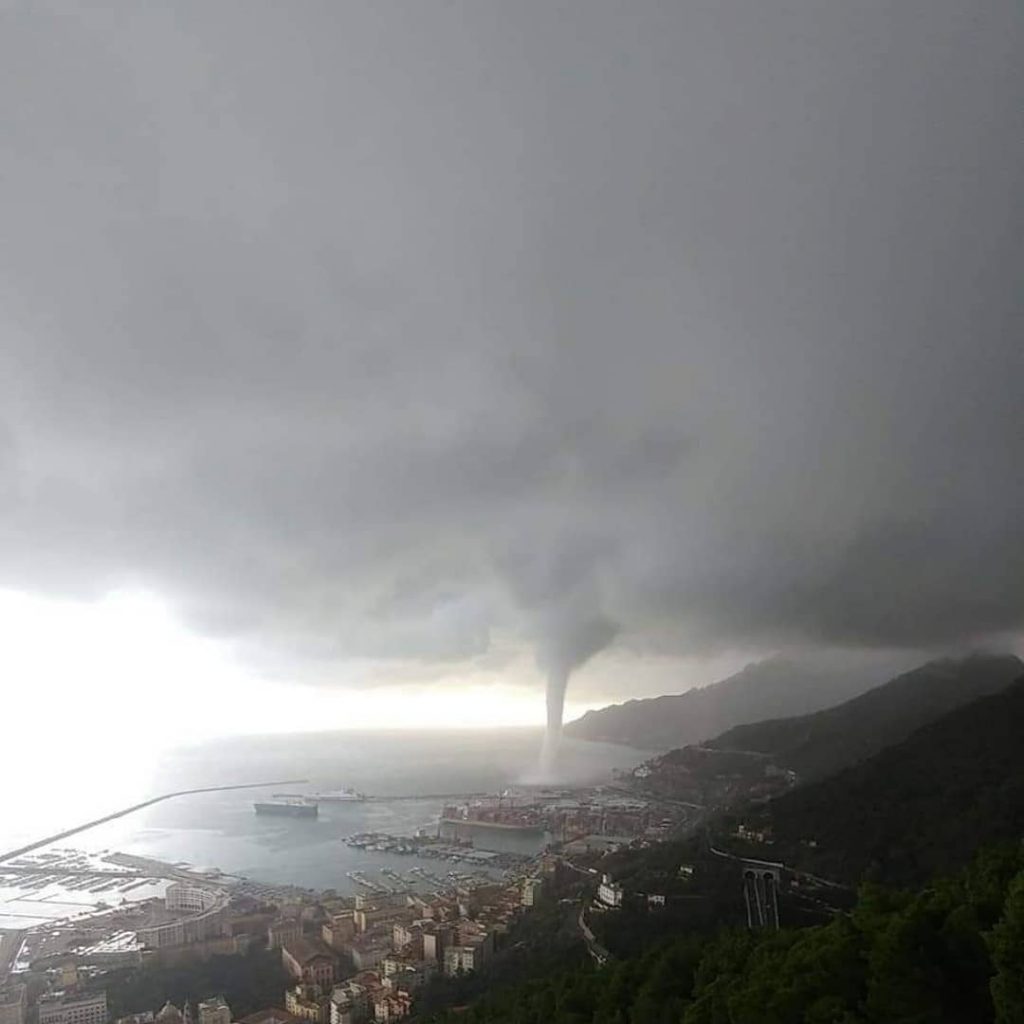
[989,870,1024,1024]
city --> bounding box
[0,782,692,1024]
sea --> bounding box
[0,729,647,926]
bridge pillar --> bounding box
[741,862,781,930]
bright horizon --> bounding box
[0,587,700,756]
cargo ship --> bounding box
[254,798,318,818]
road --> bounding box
[555,855,612,965]
[577,902,612,965]
[0,780,309,864]
[706,837,845,889]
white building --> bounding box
[166,884,220,914]
[521,877,545,908]
[285,986,328,1024]
[371,991,410,1022]
[597,875,623,909]
[38,992,107,1024]
[196,998,231,1024]
[136,885,228,949]
[442,945,484,976]
[330,980,373,1024]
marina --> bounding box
[0,849,172,929]
[343,832,518,866]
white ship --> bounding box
[315,788,366,802]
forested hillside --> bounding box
[760,675,1024,886]
[423,845,1024,1024]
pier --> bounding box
[0,780,309,864]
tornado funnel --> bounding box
[535,612,617,778]
[539,670,568,776]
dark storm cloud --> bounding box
[1,1,1022,687]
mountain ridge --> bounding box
[760,669,1024,886]
[704,651,1023,783]
[564,654,907,751]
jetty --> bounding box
[0,780,309,863]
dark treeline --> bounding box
[91,946,289,1020]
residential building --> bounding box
[321,913,355,951]
[353,894,405,912]
[389,922,427,960]
[282,938,337,987]
[353,907,412,935]
[442,945,481,976]
[370,992,410,1023]
[197,998,231,1024]
[267,919,303,950]
[597,875,623,909]
[419,924,452,964]
[284,987,328,1024]
[330,975,379,1024]
[521,877,545,907]
[380,962,434,993]
[441,924,492,976]
[238,1010,301,1024]
[328,990,359,1024]
[38,992,108,1024]
[347,935,389,972]
[404,896,435,920]
[452,920,492,954]
[154,1003,182,1024]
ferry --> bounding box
[315,788,366,802]
[254,798,318,818]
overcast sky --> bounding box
[1,1,1022,729]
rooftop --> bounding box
[239,1009,302,1024]
[198,998,230,1012]
[283,936,336,965]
